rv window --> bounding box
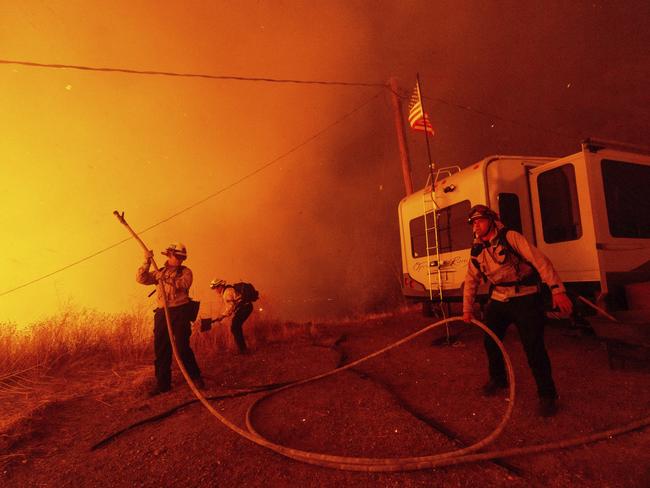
[538,164,582,243]
[498,193,522,233]
[409,200,473,258]
[602,159,650,238]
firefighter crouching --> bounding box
[206,279,256,355]
[136,242,205,396]
[462,205,573,417]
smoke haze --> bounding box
[2,1,649,325]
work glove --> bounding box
[143,249,154,266]
[552,292,573,317]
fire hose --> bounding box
[114,211,650,472]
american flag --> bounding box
[407,83,434,135]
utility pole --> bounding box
[389,77,413,196]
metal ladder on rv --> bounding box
[421,166,462,304]
[422,189,444,305]
[421,166,462,324]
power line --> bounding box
[2,57,583,140]
[0,58,387,88]
[395,86,580,140]
[423,94,582,141]
[0,92,383,299]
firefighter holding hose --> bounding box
[462,205,573,417]
[137,242,205,396]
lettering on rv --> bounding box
[414,255,468,272]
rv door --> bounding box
[528,155,600,285]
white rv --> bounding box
[398,139,650,312]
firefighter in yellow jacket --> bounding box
[136,243,204,395]
[462,205,573,417]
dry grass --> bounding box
[0,306,151,395]
[0,302,410,395]
[0,305,321,388]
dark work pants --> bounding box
[153,303,201,389]
[483,293,557,399]
[231,302,253,353]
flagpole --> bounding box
[415,73,450,330]
[416,73,436,189]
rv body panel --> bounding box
[399,140,650,308]
[484,156,553,243]
[529,142,650,304]
[398,161,485,299]
[529,152,601,284]
[584,144,650,288]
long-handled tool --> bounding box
[576,294,619,323]
[113,210,204,397]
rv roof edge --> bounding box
[582,137,650,155]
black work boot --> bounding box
[481,379,508,397]
[538,397,558,417]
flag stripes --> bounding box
[407,83,434,135]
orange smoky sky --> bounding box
[1,1,403,326]
[2,1,649,327]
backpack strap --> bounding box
[499,229,533,267]
[495,228,541,290]
[470,242,488,283]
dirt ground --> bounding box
[2,308,650,487]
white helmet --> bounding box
[162,242,187,259]
[210,278,227,289]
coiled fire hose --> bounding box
[114,211,650,472]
